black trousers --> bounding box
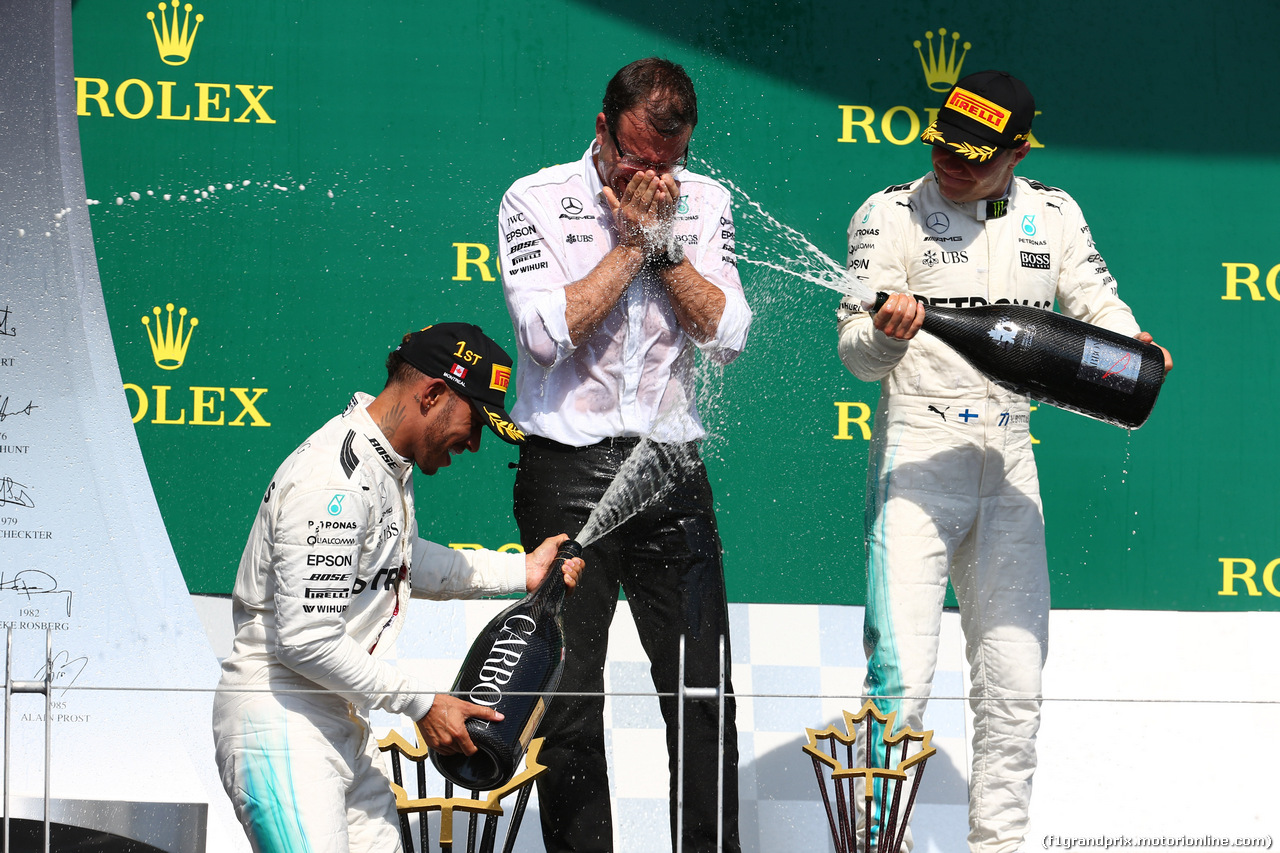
[513,437,740,853]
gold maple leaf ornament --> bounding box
[803,700,937,853]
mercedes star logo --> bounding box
[562,197,583,215]
[926,212,950,234]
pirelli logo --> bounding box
[945,87,1009,132]
[490,364,511,392]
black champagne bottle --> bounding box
[429,540,580,790]
[872,292,1166,429]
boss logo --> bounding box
[1020,251,1050,270]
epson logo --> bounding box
[504,225,537,243]
[467,615,537,706]
[306,553,353,567]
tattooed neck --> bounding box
[379,400,408,441]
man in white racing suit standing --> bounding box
[212,323,584,853]
[836,71,1171,853]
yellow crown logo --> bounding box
[141,303,198,370]
[914,28,970,92]
[147,1,204,66]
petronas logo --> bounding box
[147,1,203,66]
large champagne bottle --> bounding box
[429,540,581,790]
[872,292,1166,428]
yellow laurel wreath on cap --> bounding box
[920,124,944,144]
[952,141,998,161]
[488,411,526,442]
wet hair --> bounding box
[385,334,426,388]
[602,58,698,138]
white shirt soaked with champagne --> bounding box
[498,145,751,447]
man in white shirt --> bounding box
[498,58,751,853]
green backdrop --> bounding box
[69,0,1280,609]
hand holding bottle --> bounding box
[524,533,585,593]
[1135,332,1173,374]
[872,291,925,341]
[416,695,504,756]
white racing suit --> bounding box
[836,173,1141,853]
[212,392,525,853]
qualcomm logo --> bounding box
[123,302,271,427]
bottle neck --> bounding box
[526,540,580,610]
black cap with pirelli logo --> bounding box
[395,323,525,444]
[920,70,1035,163]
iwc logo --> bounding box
[123,303,271,427]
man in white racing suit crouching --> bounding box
[212,323,584,853]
